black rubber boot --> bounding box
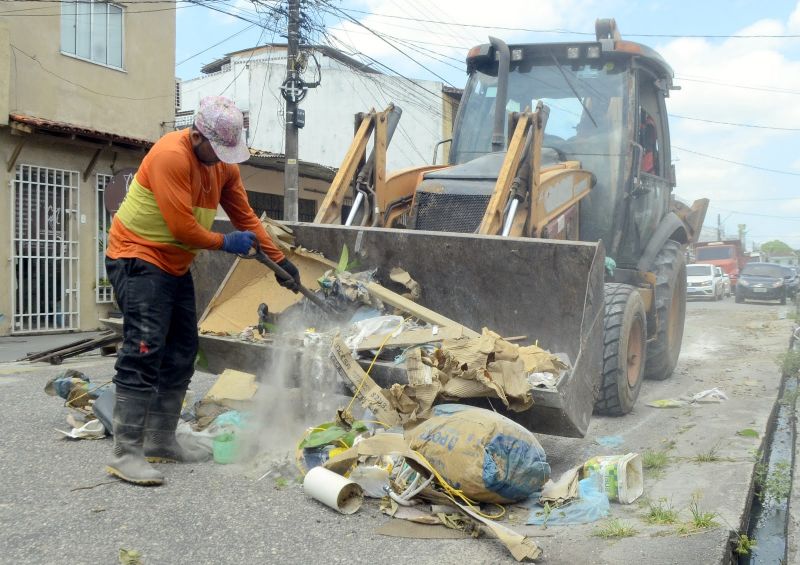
[144,389,206,463]
[106,388,164,486]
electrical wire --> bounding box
[327,8,800,39]
[177,22,257,67]
[670,114,800,131]
[673,146,800,177]
[705,207,800,221]
[320,2,457,88]
[676,76,800,95]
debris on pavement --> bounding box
[55,418,105,440]
[44,369,107,409]
[691,387,729,403]
[323,432,543,561]
[537,466,581,507]
[646,387,729,408]
[526,472,610,526]
[582,453,643,504]
[303,466,364,514]
[595,435,625,448]
[23,330,120,365]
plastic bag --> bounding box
[344,315,404,351]
[526,472,610,525]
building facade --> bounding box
[177,44,460,176]
[0,1,176,335]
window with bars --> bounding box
[246,192,317,222]
[96,174,114,303]
[61,0,124,69]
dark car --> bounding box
[735,263,788,305]
[783,267,799,299]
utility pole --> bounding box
[283,0,301,221]
[717,213,721,240]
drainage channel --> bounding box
[740,338,798,564]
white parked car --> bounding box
[687,263,724,301]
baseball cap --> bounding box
[194,96,251,164]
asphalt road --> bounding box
[0,297,795,564]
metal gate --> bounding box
[96,173,113,303]
[11,164,81,333]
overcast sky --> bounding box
[177,1,800,249]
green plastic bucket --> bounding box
[213,432,238,464]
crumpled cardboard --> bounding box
[388,267,421,302]
[538,465,581,506]
[325,434,542,562]
[518,344,569,376]
[428,329,534,412]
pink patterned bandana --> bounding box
[194,96,251,164]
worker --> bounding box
[639,108,658,175]
[104,95,300,486]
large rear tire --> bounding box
[645,240,686,381]
[594,283,647,416]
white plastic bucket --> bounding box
[303,467,364,514]
[583,452,643,504]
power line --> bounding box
[669,114,800,131]
[319,2,456,87]
[0,1,197,16]
[673,146,800,177]
[332,8,800,39]
[713,196,800,202]
[676,76,800,95]
[177,22,257,67]
[706,206,800,221]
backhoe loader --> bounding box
[188,19,708,437]
[293,18,707,430]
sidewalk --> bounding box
[0,331,107,363]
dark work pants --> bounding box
[106,257,198,395]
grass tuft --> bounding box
[644,498,679,525]
[594,519,638,539]
[677,493,719,534]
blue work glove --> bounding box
[276,258,301,291]
[220,231,256,255]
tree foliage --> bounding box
[761,240,794,256]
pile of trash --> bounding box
[42,257,610,562]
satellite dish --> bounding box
[104,168,137,215]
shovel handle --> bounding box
[250,249,333,313]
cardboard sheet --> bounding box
[198,248,335,335]
[203,369,258,409]
[375,520,470,539]
[330,336,402,427]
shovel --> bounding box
[241,243,337,315]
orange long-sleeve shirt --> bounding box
[107,129,284,276]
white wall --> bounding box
[179,50,449,171]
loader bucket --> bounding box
[287,223,605,437]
